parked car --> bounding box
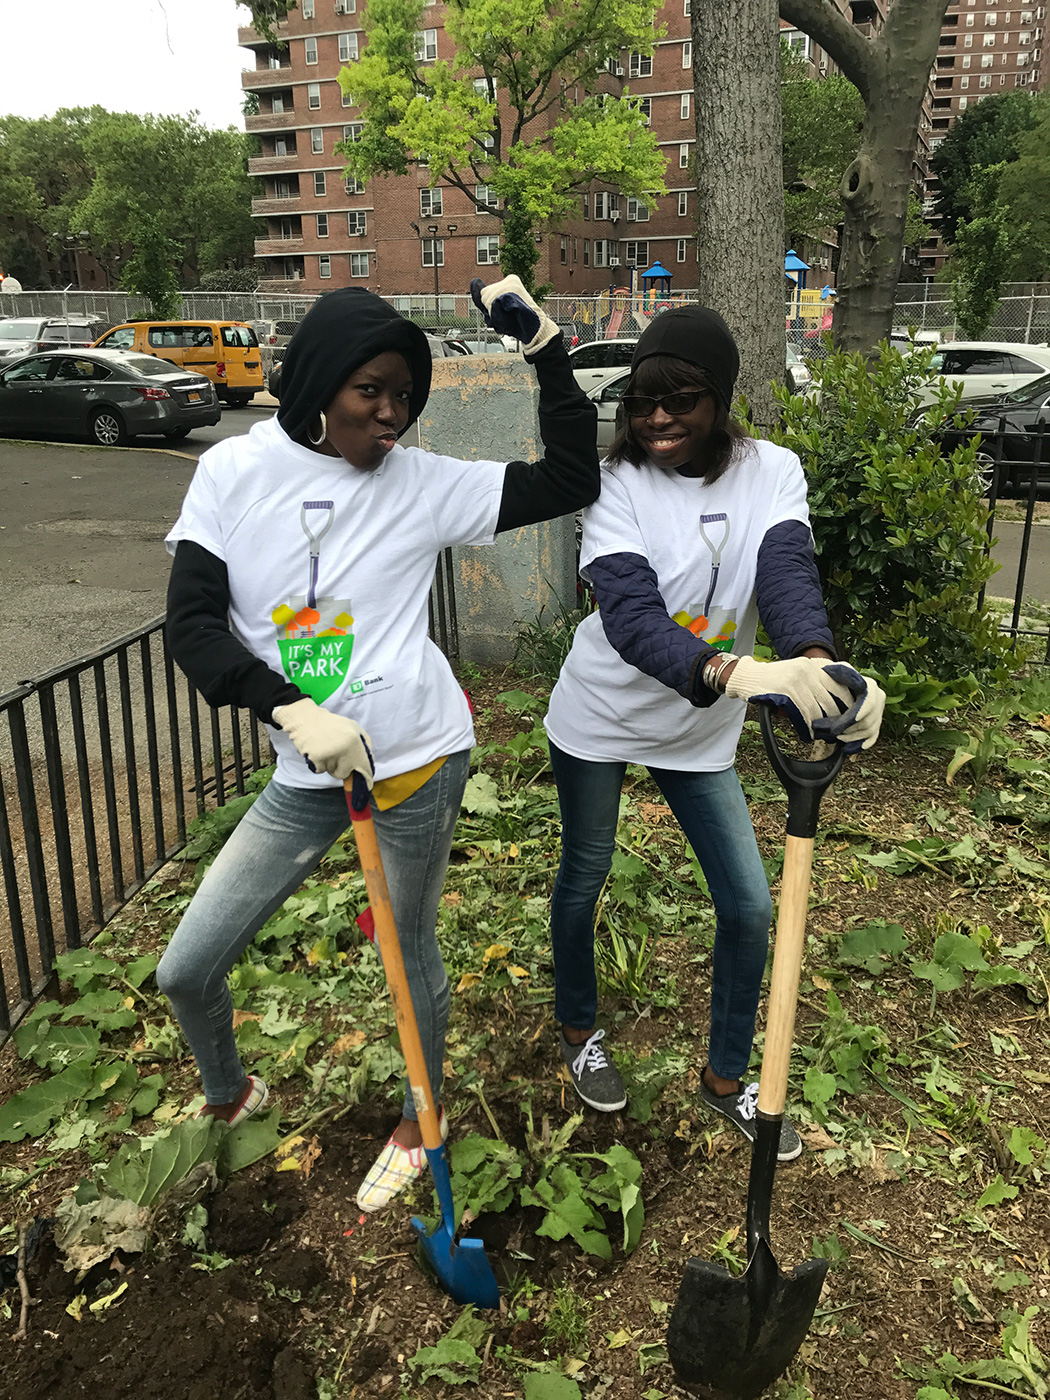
[785,345,812,394]
[919,341,1050,407]
[0,315,111,366]
[94,320,264,406]
[933,371,1050,493]
[0,348,221,446]
[567,338,639,392]
[580,341,815,409]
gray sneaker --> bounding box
[699,1076,802,1163]
[559,1028,627,1112]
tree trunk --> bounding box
[780,0,950,352]
[693,0,784,426]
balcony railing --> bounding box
[242,66,295,90]
[238,23,287,47]
[248,154,301,176]
[252,195,304,216]
[255,237,306,256]
[245,111,298,133]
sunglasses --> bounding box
[621,389,709,418]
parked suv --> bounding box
[0,316,110,366]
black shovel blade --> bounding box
[667,1240,828,1399]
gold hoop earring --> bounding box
[307,412,327,447]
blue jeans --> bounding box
[157,749,470,1117]
[549,741,773,1082]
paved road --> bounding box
[0,405,274,693]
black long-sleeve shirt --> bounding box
[166,335,598,723]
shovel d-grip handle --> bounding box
[344,774,444,1154]
[758,705,844,840]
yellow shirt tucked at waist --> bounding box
[371,756,448,811]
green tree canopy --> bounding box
[339,0,668,288]
[781,41,864,244]
[996,106,1050,282]
[931,90,1043,243]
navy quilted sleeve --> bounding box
[588,553,721,708]
[756,520,835,658]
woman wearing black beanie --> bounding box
[160,278,598,1212]
[544,305,885,1161]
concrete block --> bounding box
[417,356,579,662]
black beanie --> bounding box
[630,306,740,409]
[276,288,432,444]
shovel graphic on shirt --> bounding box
[272,500,355,702]
[671,512,738,652]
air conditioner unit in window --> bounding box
[615,63,625,76]
[608,256,620,266]
[351,229,366,236]
[609,209,621,222]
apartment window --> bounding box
[986,11,998,22]
[622,240,648,267]
[476,235,501,265]
[681,92,691,119]
[342,89,352,107]
[344,175,365,193]
[626,196,649,222]
[475,183,498,209]
[308,82,321,109]
[1021,30,1032,41]
[679,142,690,169]
[473,77,494,100]
[414,28,438,61]
[560,236,567,265]
[336,0,357,11]
[683,40,692,67]
[340,33,359,62]
[319,254,331,278]
[347,211,367,234]
[267,50,283,69]
[638,97,651,123]
[684,0,691,12]
[629,52,652,77]
[961,73,970,86]
[583,239,590,266]
[279,217,294,239]
[1022,9,1034,20]
[421,238,443,267]
[274,177,296,198]
[593,239,607,267]
[302,0,314,14]
[310,127,324,154]
[350,252,369,277]
[582,193,589,219]
[573,238,578,262]
[677,238,687,262]
[272,92,288,114]
[982,52,994,64]
[678,190,688,216]
[963,54,972,66]
[979,72,993,85]
[966,11,975,22]
[314,171,326,195]
[594,191,609,219]
[343,123,363,144]
[984,32,997,44]
[420,187,442,216]
[959,94,969,108]
[964,33,974,45]
[305,36,318,64]
[316,213,329,237]
[1001,72,1008,82]
[274,136,289,157]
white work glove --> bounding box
[469,274,560,357]
[724,656,885,752]
[272,697,375,783]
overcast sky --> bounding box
[3,0,251,131]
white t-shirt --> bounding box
[167,415,505,788]
[545,439,812,771]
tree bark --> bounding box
[780,0,950,352]
[693,0,784,426]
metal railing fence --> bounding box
[0,554,457,1044]
[979,421,1050,660]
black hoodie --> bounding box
[165,307,599,725]
[276,288,432,445]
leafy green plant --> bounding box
[595,920,656,1000]
[766,342,1017,685]
[543,1283,591,1353]
[407,1306,489,1385]
[513,592,592,684]
[904,1306,1048,1398]
[873,664,980,739]
[800,991,894,1118]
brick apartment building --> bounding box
[922,0,1046,271]
[239,0,929,298]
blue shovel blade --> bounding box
[410,1143,500,1309]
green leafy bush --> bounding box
[766,344,1017,688]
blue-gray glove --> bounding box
[469,274,560,356]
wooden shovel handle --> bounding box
[344,776,444,1153]
[757,833,813,1119]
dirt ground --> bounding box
[1,663,1048,1400]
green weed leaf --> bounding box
[0,1058,99,1142]
[976,1175,1020,1209]
[838,921,909,973]
[524,1376,583,1400]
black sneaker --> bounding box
[699,1075,802,1163]
[559,1028,627,1112]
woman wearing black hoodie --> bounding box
[159,277,598,1212]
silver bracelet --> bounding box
[703,653,733,694]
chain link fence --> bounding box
[6,283,1050,351]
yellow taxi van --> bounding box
[93,321,264,406]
